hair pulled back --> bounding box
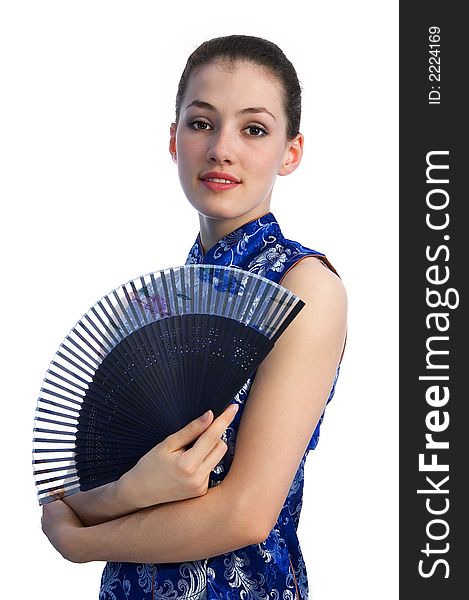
[175,35,302,140]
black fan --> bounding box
[32,264,305,505]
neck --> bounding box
[198,205,271,254]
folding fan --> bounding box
[32,264,305,505]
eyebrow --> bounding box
[184,99,276,121]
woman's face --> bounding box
[170,60,303,222]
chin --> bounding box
[197,205,264,223]
[188,195,268,223]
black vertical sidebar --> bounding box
[400,2,466,597]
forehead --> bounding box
[183,61,284,113]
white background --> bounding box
[0,1,398,598]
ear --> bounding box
[278,133,304,176]
[169,122,177,163]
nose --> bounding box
[205,128,235,165]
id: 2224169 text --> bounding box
[428,26,441,105]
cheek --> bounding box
[249,147,284,180]
[176,139,199,176]
[176,130,200,157]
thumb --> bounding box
[166,410,214,450]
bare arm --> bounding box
[42,258,347,563]
[62,406,238,526]
[62,478,137,527]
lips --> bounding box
[199,171,241,184]
[199,170,241,192]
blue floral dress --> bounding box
[99,212,341,600]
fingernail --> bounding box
[229,404,239,415]
[199,410,211,422]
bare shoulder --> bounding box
[280,256,347,315]
[266,255,347,367]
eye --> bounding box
[243,124,268,137]
[188,119,212,131]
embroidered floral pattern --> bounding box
[100,212,339,599]
[213,229,249,258]
[247,244,291,277]
[223,552,270,600]
[137,563,156,593]
[99,562,123,600]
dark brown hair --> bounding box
[175,35,302,140]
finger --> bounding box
[184,403,238,465]
[201,438,229,473]
[165,410,214,451]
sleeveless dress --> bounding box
[99,212,341,600]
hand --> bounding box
[41,499,87,563]
[120,403,239,509]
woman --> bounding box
[42,34,347,599]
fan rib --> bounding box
[63,335,101,369]
[37,397,80,414]
[37,405,77,418]
[50,361,90,388]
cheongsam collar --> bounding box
[185,212,284,270]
